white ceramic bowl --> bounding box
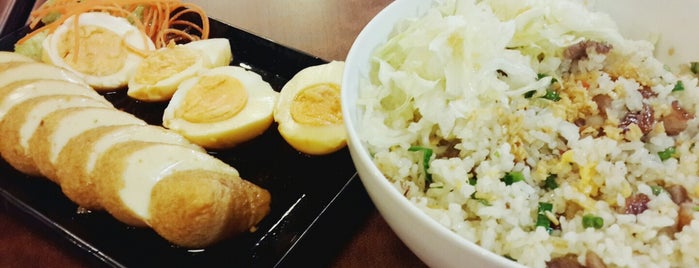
[590,0,699,69]
[342,1,521,267]
[342,1,696,267]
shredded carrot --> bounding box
[17,0,210,50]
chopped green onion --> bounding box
[469,176,488,205]
[537,214,551,231]
[536,73,558,83]
[474,197,491,206]
[536,202,554,233]
[409,146,433,184]
[470,192,491,206]
[538,202,553,213]
[529,74,559,100]
[523,90,536,98]
[582,214,604,229]
[502,171,524,185]
[693,206,699,212]
[673,80,685,92]
[542,89,561,101]
[658,147,676,161]
[691,62,699,74]
[651,185,664,196]
[543,174,558,190]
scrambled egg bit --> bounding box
[127,38,232,102]
[274,61,346,155]
[42,12,155,91]
[162,66,278,149]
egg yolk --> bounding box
[175,75,248,123]
[134,48,198,85]
[290,83,342,125]
[57,25,127,76]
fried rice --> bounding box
[358,0,699,267]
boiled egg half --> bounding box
[127,38,232,102]
[42,12,155,91]
[162,66,278,149]
[274,61,346,155]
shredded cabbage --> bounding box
[360,0,626,151]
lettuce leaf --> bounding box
[14,30,48,61]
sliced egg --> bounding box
[127,38,232,102]
[42,12,155,90]
[274,61,346,155]
[29,106,147,182]
[0,79,105,121]
[56,124,203,210]
[0,51,36,64]
[0,61,87,88]
[162,66,278,149]
[0,95,112,176]
[180,38,232,68]
[93,141,238,226]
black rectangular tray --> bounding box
[0,17,372,267]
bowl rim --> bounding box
[341,1,526,267]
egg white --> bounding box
[0,51,36,64]
[42,12,155,91]
[0,61,88,89]
[127,38,232,102]
[116,142,237,221]
[162,66,278,149]
[274,60,346,155]
[181,38,232,68]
